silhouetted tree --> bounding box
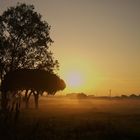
[121,95,128,98]
[0,3,59,79]
[0,3,59,109]
[1,69,66,108]
[77,93,87,98]
[129,94,137,98]
[66,93,87,99]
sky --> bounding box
[0,0,140,96]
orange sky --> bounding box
[0,0,140,96]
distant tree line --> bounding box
[65,93,140,99]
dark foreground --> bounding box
[0,97,140,140]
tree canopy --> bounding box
[0,3,59,80]
[1,69,66,95]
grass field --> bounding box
[0,96,140,140]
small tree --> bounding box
[0,3,59,81]
[1,69,66,109]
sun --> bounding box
[65,72,84,88]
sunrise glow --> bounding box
[65,72,84,88]
[1,0,140,96]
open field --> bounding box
[0,97,140,140]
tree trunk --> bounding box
[33,91,39,109]
[25,90,32,109]
[1,91,8,111]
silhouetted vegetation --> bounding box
[65,93,140,100]
[0,3,58,75]
[66,93,87,99]
[0,3,60,110]
[129,94,138,98]
[121,95,128,98]
[1,69,66,109]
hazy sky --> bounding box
[0,0,140,95]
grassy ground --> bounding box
[0,97,140,140]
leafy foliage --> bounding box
[2,69,66,95]
[0,3,59,80]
